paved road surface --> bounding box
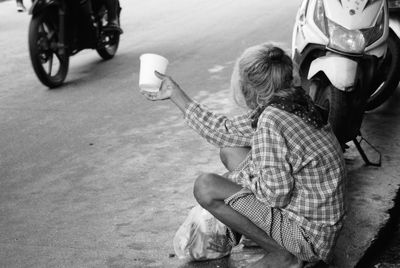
[0,1,297,267]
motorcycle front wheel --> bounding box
[96,32,120,60]
[365,29,400,111]
[311,81,354,144]
[29,12,69,88]
[96,9,120,60]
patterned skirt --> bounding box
[224,189,320,262]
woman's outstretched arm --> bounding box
[141,71,253,147]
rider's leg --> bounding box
[104,0,118,25]
[103,0,122,33]
[16,0,26,12]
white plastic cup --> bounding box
[139,53,169,92]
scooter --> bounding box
[28,0,121,88]
[292,0,400,165]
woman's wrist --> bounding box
[171,87,192,113]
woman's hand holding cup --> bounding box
[138,53,191,112]
[140,71,182,101]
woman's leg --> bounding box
[220,146,250,172]
[193,173,302,267]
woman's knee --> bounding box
[193,173,218,209]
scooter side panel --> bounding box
[292,0,329,55]
[390,16,400,38]
[307,55,358,91]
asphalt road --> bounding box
[0,0,399,267]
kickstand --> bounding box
[352,135,382,167]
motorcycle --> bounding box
[292,0,400,150]
[28,0,121,88]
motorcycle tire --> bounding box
[96,7,121,60]
[29,12,69,88]
[365,29,400,111]
[312,81,352,144]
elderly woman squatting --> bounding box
[141,43,346,267]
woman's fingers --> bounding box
[140,71,175,101]
[154,71,169,92]
[154,70,166,80]
[140,90,159,101]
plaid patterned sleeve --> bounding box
[183,101,254,147]
[249,124,294,208]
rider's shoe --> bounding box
[16,2,26,12]
[103,20,123,34]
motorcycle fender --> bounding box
[307,54,358,91]
[29,0,59,16]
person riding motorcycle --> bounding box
[29,0,122,87]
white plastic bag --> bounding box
[173,205,232,261]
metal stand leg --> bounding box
[353,136,382,167]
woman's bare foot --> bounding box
[249,251,303,268]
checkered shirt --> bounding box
[184,101,346,262]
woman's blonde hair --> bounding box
[231,43,295,109]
